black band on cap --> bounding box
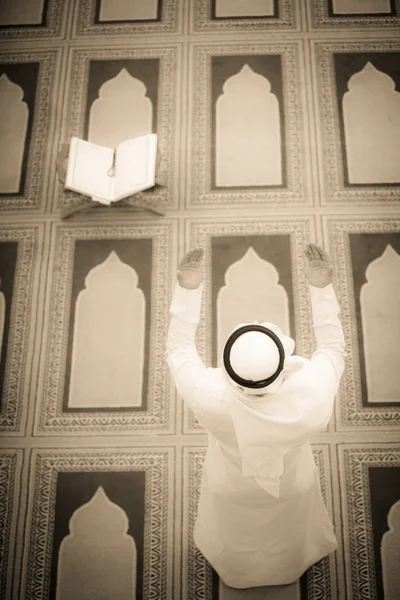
[223,324,285,389]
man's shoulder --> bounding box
[196,367,227,397]
[282,357,319,392]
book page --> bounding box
[113,134,157,200]
[65,137,115,201]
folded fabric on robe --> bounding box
[227,353,335,497]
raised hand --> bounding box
[305,243,333,288]
[178,248,204,289]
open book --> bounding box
[65,134,158,205]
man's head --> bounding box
[223,322,295,393]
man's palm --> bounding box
[178,248,204,289]
[305,243,333,288]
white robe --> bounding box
[166,282,345,588]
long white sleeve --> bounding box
[166,282,226,420]
[309,283,346,399]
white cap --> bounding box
[260,322,295,358]
[229,331,281,382]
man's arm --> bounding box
[166,281,206,391]
[305,244,345,409]
[166,250,226,420]
[309,284,345,383]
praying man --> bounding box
[166,243,345,588]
